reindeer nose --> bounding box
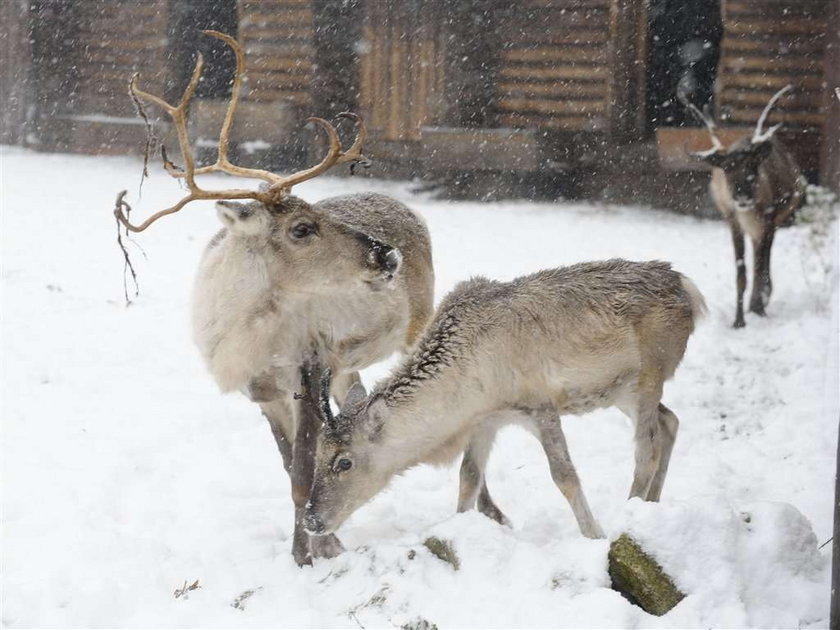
[380,246,401,273]
[367,243,402,274]
[303,511,325,535]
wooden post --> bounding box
[831,414,840,630]
[819,2,839,193]
[0,0,32,145]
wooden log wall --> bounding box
[496,0,614,132]
[716,0,828,131]
[76,0,168,117]
[358,0,448,142]
[239,0,315,107]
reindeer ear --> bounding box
[342,382,367,410]
[701,151,727,168]
[751,139,773,163]
[216,200,269,236]
[362,394,387,442]
[216,200,253,226]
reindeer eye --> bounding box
[290,222,317,239]
[333,457,353,473]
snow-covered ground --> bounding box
[2,146,838,628]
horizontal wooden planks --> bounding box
[359,1,445,142]
[75,1,167,116]
[717,0,828,131]
[497,2,612,132]
[240,2,314,106]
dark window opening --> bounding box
[167,0,238,102]
[311,0,362,118]
[646,0,722,131]
[30,0,82,118]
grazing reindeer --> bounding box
[682,86,805,328]
[113,31,434,565]
[300,260,706,540]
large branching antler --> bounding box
[752,84,792,144]
[114,30,368,233]
[679,93,724,157]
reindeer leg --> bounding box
[625,397,663,501]
[620,341,670,502]
[260,397,295,475]
[259,397,314,565]
[289,394,319,566]
[644,404,679,502]
[290,390,345,564]
[477,483,510,527]
[457,426,510,525]
[749,224,775,316]
[729,219,747,328]
[534,410,604,539]
[458,428,510,526]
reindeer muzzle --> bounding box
[365,242,402,281]
[303,510,327,535]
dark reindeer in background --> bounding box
[683,86,806,328]
[114,31,434,566]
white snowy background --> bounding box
[2,146,838,628]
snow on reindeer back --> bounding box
[617,496,828,628]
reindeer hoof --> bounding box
[478,503,512,527]
[477,493,511,527]
[583,522,606,540]
[733,318,746,329]
[311,533,345,559]
[292,530,313,567]
[293,548,313,567]
[749,305,766,317]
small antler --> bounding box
[752,85,792,144]
[114,30,369,234]
[679,93,724,157]
[299,355,336,429]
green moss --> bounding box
[608,534,685,616]
[423,536,460,571]
[401,618,438,630]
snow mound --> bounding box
[620,497,828,628]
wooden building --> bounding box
[3,0,837,206]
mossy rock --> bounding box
[608,534,685,616]
[423,537,460,570]
[401,618,438,630]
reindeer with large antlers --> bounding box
[682,86,806,328]
[114,31,434,565]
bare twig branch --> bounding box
[173,579,201,599]
[128,73,158,194]
[114,190,140,304]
